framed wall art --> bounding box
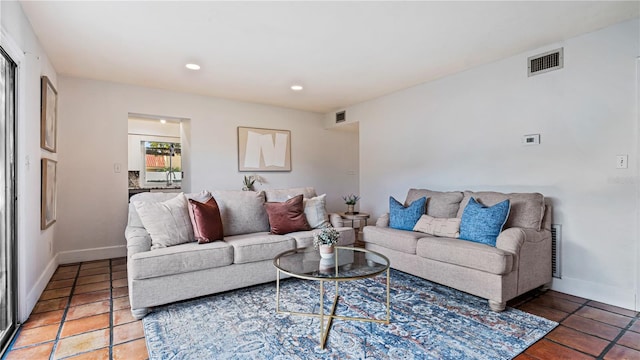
[238,126,291,172]
[41,76,57,152]
[41,158,57,229]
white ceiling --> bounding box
[19,1,639,114]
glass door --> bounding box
[0,47,17,353]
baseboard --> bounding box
[57,245,127,264]
[552,276,637,311]
[23,254,58,322]
[20,245,127,322]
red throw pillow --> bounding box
[264,194,311,235]
[187,197,224,244]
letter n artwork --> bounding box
[237,127,292,172]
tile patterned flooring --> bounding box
[4,259,148,360]
[3,258,640,359]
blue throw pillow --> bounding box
[459,197,510,246]
[389,196,427,231]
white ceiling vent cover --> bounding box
[528,48,563,77]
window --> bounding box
[0,46,17,352]
[143,141,182,185]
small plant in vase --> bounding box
[313,227,340,259]
[342,194,360,214]
[242,174,263,191]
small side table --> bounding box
[338,212,370,247]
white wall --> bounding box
[57,77,359,262]
[341,19,639,310]
[1,1,59,321]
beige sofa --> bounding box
[363,189,552,311]
[126,187,355,319]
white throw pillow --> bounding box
[133,193,194,249]
[413,214,461,238]
[303,194,330,229]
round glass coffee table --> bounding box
[273,246,391,349]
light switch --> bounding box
[114,163,122,173]
[616,155,628,169]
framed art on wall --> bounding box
[238,126,291,172]
[41,158,57,229]
[41,76,57,152]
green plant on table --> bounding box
[342,194,360,205]
[313,227,340,249]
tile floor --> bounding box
[4,258,148,360]
[510,290,640,359]
[3,258,640,359]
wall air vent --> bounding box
[336,111,346,123]
[551,224,562,279]
[528,48,563,77]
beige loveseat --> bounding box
[126,187,355,319]
[363,189,552,312]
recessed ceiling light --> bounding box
[290,85,303,91]
[159,119,167,124]
[185,63,201,70]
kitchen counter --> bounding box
[128,186,182,190]
[128,186,182,200]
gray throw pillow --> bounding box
[303,194,330,229]
[133,193,194,249]
[211,190,270,236]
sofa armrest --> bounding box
[125,226,152,258]
[496,227,549,254]
[496,227,552,293]
[329,213,344,228]
[376,213,390,227]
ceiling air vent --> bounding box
[528,48,563,77]
[336,111,346,123]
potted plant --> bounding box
[313,227,340,259]
[342,194,360,214]
[242,174,263,191]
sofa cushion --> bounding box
[133,193,194,250]
[459,198,510,247]
[363,226,424,255]
[129,241,233,280]
[187,197,224,244]
[389,196,426,231]
[264,187,317,202]
[303,194,331,229]
[405,189,464,218]
[416,236,513,275]
[224,232,296,264]
[264,195,312,235]
[413,214,461,238]
[128,190,212,229]
[457,191,545,230]
[211,190,270,236]
[288,227,355,249]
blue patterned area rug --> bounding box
[143,270,557,359]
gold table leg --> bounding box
[319,280,340,349]
[386,267,390,323]
[275,270,391,349]
[276,269,280,313]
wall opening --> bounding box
[127,114,186,199]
